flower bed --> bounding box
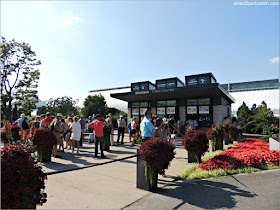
[1,145,47,209]
[199,138,279,171]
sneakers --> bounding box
[101,155,106,158]
[71,151,74,154]
[76,151,80,154]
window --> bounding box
[166,100,176,106]
[187,99,197,105]
[157,101,166,107]
[140,102,148,107]
[132,102,139,108]
[198,98,210,105]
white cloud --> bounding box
[62,12,81,25]
[269,56,280,64]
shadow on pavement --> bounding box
[42,161,81,171]
[154,179,256,209]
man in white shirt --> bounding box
[15,114,30,130]
[117,115,126,145]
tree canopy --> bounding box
[80,94,108,117]
[1,36,40,121]
[37,96,79,117]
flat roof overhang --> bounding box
[111,83,235,103]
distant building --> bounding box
[83,77,279,125]
[221,79,279,116]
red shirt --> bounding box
[90,120,106,137]
[41,117,53,127]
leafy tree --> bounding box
[237,102,250,123]
[1,37,40,121]
[81,94,107,117]
[37,96,79,117]
[250,104,258,116]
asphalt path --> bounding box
[124,169,280,210]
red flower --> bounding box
[199,138,279,171]
[182,130,209,155]
[139,138,175,175]
[1,145,47,209]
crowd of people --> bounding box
[13,110,244,159]
[14,112,121,159]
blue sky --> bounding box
[2,1,279,106]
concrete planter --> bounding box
[188,151,197,163]
[136,149,158,191]
[37,150,51,163]
[269,137,280,151]
[215,134,224,151]
[224,134,230,145]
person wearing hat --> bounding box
[15,113,30,130]
[105,113,115,146]
[117,115,126,145]
[89,114,107,158]
[51,113,63,158]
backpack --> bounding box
[22,119,30,130]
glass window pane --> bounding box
[198,98,210,105]
[166,100,176,106]
[187,99,197,105]
[140,102,148,107]
[167,107,176,114]
[132,102,139,108]
[157,101,166,107]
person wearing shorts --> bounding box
[70,116,81,154]
[131,118,137,146]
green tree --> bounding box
[37,96,79,117]
[81,94,107,117]
[237,102,250,123]
[1,36,40,121]
[250,104,258,116]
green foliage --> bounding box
[81,94,107,117]
[238,102,279,135]
[1,36,41,121]
[177,161,278,180]
[237,102,250,123]
[259,136,269,143]
[37,96,79,117]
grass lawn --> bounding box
[177,139,279,180]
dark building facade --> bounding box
[111,73,235,127]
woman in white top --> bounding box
[70,116,81,154]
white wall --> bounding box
[179,106,186,124]
[213,105,228,125]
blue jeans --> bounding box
[95,136,104,156]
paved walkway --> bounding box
[125,169,280,210]
[37,135,213,209]
[37,134,279,209]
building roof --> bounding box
[111,83,235,103]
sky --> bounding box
[2,1,279,107]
